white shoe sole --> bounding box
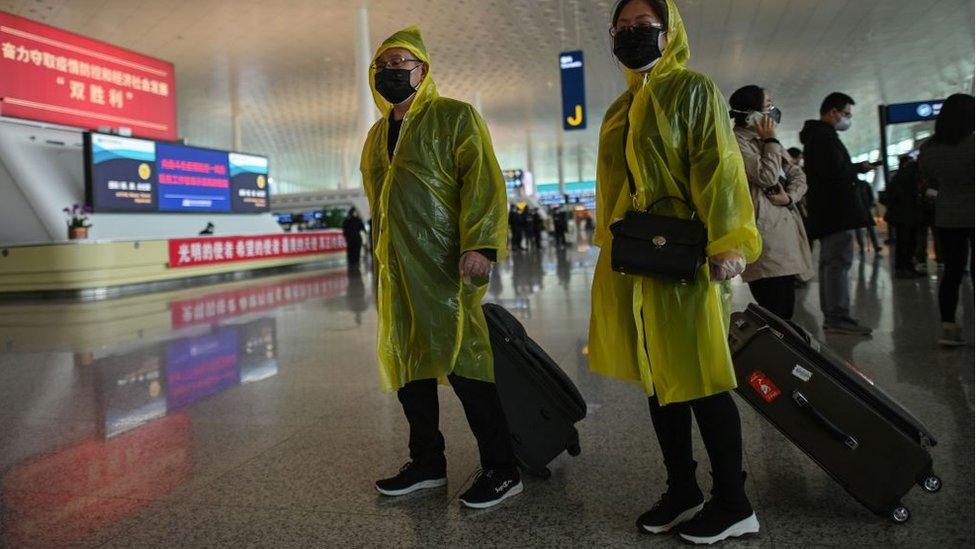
[375,477,447,497]
[459,480,524,509]
[641,503,704,534]
[678,513,760,545]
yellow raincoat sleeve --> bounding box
[455,106,509,258]
[684,76,762,263]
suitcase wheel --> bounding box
[567,427,581,457]
[920,474,942,493]
[890,505,911,524]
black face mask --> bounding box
[375,66,419,105]
[612,26,664,71]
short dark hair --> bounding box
[820,92,855,115]
[932,93,974,146]
[612,0,669,29]
[787,147,803,159]
[729,85,765,126]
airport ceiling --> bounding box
[2,0,973,192]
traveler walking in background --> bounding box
[918,93,975,347]
[854,179,883,256]
[552,204,569,248]
[729,85,812,320]
[509,204,524,251]
[341,207,366,267]
[882,155,925,278]
[589,0,762,544]
[360,26,521,508]
[531,208,544,250]
[800,92,878,336]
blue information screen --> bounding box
[156,142,231,212]
[88,133,159,212]
[560,50,587,131]
[886,100,944,125]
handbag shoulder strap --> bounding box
[621,96,638,203]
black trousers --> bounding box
[937,228,975,323]
[648,392,747,506]
[748,275,796,320]
[346,237,362,265]
[397,375,516,471]
[892,224,919,271]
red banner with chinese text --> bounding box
[0,10,177,139]
[167,230,347,269]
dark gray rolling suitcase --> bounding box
[483,303,585,479]
[728,304,941,524]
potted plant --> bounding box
[64,204,92,240]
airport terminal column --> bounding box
[354,5,376,189]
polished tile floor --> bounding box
[0,242,972,548]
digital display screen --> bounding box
[85,132,270,213]
[157,142,231,212]
[537,181,596,209]
[229,153,270,213]
[88,133,158,212]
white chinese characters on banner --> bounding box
[168,232,346,269]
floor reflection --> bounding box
[0,246,971,548]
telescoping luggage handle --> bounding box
[792,391,859,450]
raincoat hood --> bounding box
[370,25,438,117]
[621,0,690,88]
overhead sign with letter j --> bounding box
[560,50,586,131]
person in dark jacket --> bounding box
[341,207,366,267]
[552,205,569,248]
[531,208,544,250]
[918,93,975,347]
[509,205,524,251]
[800,92,877,336]
[854,180,882,256]
[882,156,925,278]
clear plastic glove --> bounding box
[924,188,939,199]
[708,252,746,282]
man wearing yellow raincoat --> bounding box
[590,0,762,544]
[361,26,521,509]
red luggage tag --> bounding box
[748,371,782,403]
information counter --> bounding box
[0,229,346,296]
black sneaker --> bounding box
[375,462,447,497]
[676,500,760,545]
[458,468,522,509]
[636,490,704,534]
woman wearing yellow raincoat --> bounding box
[590,1,762,544]
[360,26,522,509]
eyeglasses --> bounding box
[371,55,424,71]
[609,23,665,38]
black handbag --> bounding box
[609,108,707,281]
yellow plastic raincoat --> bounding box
[360,26,509,393]
[588,0,762,405]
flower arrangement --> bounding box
[63,204,92,228]
[63,204,92,239]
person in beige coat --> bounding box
[730,85,813,320]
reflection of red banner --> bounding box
[171,271,349,329]
[0,11,177,140]
[2,414,191,547]
[167,230,346,269]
